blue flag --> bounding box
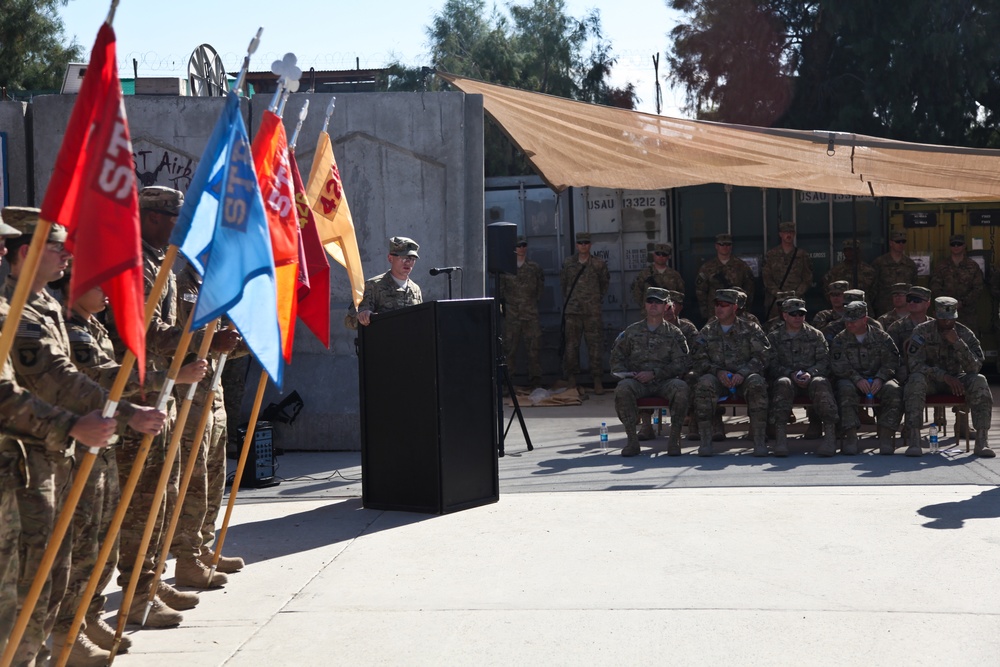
[171,92,284,387]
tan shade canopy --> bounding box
[441,73,1000,201]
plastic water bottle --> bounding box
[929,423,939,453]
[660,408,667,424]
[866,378,874,407]
[728,373,736,400]
[600,422,608,450]
[652,410,660,426]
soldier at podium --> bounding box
[345,236,423,329]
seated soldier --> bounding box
[692,288,771,457]
[830,301,903,455]
[903,297,994,458]
[767,299,838,457]
[611,288,691,457]
[812,280,849,330]
[877,282,911,328]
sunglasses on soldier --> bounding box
[906,295,926,303]
[653,251,669,257]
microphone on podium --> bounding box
[429,266,462,276]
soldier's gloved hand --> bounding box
[357,310,374,326]
[943,375,965,396]
[177,359,209,385]
[128,406,168,435]
[210,327,242,354]
[69,410,117,448]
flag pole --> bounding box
[111,318,219,661]
[209,369,267,577]
[288,99,309,152]
[9,246,176,667]
[141,345,229,615]
[0,221,50,368]
[321,96,335,135]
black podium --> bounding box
[359,299,499,514]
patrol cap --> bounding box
[645,287,670,303]
[715,233,733,244]
[907,285,931,300]
[949,234,966,245]
[890,230,907,241]
[138,186,184,215]
[828,280,850,294]
[0,207,67,243]
[842,301,868,321]
[388,236,420,257]
[653,242,672,255]
[516,235,528,246]
[843,289,866,304]
[714,288,740,304]
[778,221,795,233]
[665,290,684,304]
[0,208,21,238]
[575,232,592,243]
[732,287,748,308]
[891,282,911,294]
[934,296,959,319]
[842,238,860,249]
[782,298,807,314]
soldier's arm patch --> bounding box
[17,345,39,367]
[72,346,92,365]
[694,335,706,347]
[15,322,42,339]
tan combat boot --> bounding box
[621,432,641,457]
[175,557,228,589]
[712,408,727,441]
[697,421,714,457]
[751,422,768,457]
[51,631,111,667]
[666,422,683,456]
[593,377,605,395]
[975,430,995,458]
[842,428,860,455]
[126,595,183,627]
[637,411,655,441]
[955,411,975,439]
[773,423,789,457]
[202,546,245,574]
[83,616,131,653]
[158,580,200,610]
[816,423,837,457]
[804,415,824,440]
[904,426,922,456]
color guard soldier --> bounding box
[762,221,812,319]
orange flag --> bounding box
[252,110,300,363]
[305,131,364,308]
[289,150,331,347]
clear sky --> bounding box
[59,0,688,115]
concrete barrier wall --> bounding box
[0,101,29,206]
[27,91,484,451]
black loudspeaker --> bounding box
[359,299,499,514]
[486,222,518,275]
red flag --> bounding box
[289,151,331,348]
[251,110,300,363]
[39,24,145,380]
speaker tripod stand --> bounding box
[492,273,532,457]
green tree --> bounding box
[0,0,82,95]
[666,0,1000,147]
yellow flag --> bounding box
[305,131,364,308]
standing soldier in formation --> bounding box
[877,283,911,328]
[904,297,994,458]
[812,280,849,331]
[872,230,917,315]
[1,207,166,663]
[767,299,839,457]
[695,233,755,322]
[830,301,903,455]
[560,232,610,393]
[630,242,684,307]
[501,235,545,387]
[692,288,771,457]
[930,234,984,337]
[824,239,875,299]
[762,221,812,320]
[345,236,423,329]
[611,288,691,457]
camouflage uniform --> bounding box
[345,271,423,329]
[1,275,135,665]
[823,261,875,297]
[887,315,933,385]
[501,258,545,384]
[695,257,755,322]
[829,318,902,435]
[762,245,812,318]
[904,316,992,450]
[877,308,908,329]
[811,308,843,331]
[929,256,984,337]
[767,322,838,427]
[560,252,609,383]
[611,310,691,454]
[630,265,684,306]
[872,253,917,315]
[691,304,771,450]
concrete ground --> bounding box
[106,389,1000,666]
